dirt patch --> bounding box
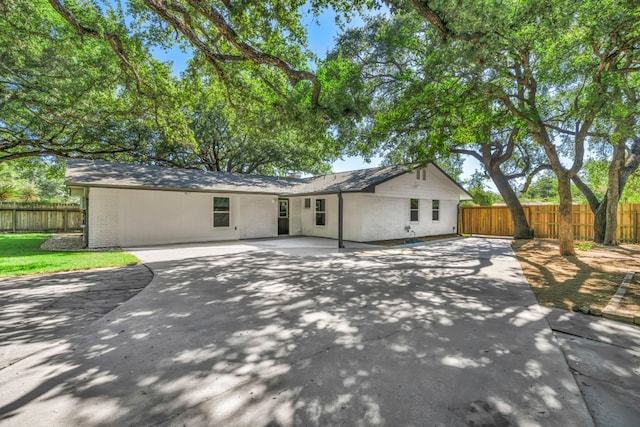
[40,233,123,252]
[40,233,85,251]
[618,275,640,317]
[513,239,640,316]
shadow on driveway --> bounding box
[0,265,152,371]
[0,238,594,426]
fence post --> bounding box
[63,209,68,232]
[634,209,638,244]
[12,208,16,233]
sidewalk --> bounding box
[545,307,640,427]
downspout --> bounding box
[457,200,461,236]
[338,189,344,248]
[82,187,89,248]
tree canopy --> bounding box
[327,0,640,253]
[1,0,639,253]
[1,0,356,174]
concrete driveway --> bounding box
[0,237,596,426]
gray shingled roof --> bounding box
[285,164,411,195]
[64,159,413,195]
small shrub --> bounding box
[21,182,39,201]
[0,182,21,201]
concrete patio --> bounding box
[0,237,636,426]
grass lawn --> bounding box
[0,233,140,278]
[513,239,640,317]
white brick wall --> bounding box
[87,188,278,248]
[85,165,467,247]
[286,192,459,243]
[239,195,278,239]
[344,195,458,242]
[288,197,303,235]
[88,188,119,248]
[299,195,339,239]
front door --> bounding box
[278,199,289,235]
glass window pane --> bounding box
[214,213,229,227]
[316,199,325,211]
[410,210,419,222]
[410,199,419,209]
[304,198,311,208]
[432,199,439,210]
[279,200,288,217]
[315,213,326,226]
[214,197,230,211]
[432,210,439,221]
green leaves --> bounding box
[0,0,190,162]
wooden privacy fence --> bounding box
[460,204,640,243]
[0,203,83,233]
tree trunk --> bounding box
[604,189,620,245]
[571,175,606,243]
[604,141,625,244]
[556,175,576,255]
[489,167,533,239]
[593,198,606,243]
[594,138,640,242]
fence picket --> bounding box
[0,203,83,233]
[461,203,640,243]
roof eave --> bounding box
[280,188,375,197]
[64,182,284,195]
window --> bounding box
[315,198,326,226]
[410,198,419,222]
[279,199,289,218]
[304,198,311,209]
[432,199,440,221]
[213,197,230,227]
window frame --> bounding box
[410,198,420,222]
[278,199,289,218]
[213,196,230,228]
[432,199,440,221]
[304,197,311,209]
[315,198,326,226]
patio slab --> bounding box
[545,307,640,427]
[0,265,152,371]
[0,238,594,426]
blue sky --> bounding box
[150,7,479,181]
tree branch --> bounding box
[521,164,551,194]
[543,122,607,139]
[571,174,601,213]
[450,147,482,162]
[142,0,321,106]
[495,128,519,165]
[408,0,483,42]
[48,0,142,93]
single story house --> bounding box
[65,159,472,248]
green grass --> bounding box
[575,241,595,251]
[0,233,140,277]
